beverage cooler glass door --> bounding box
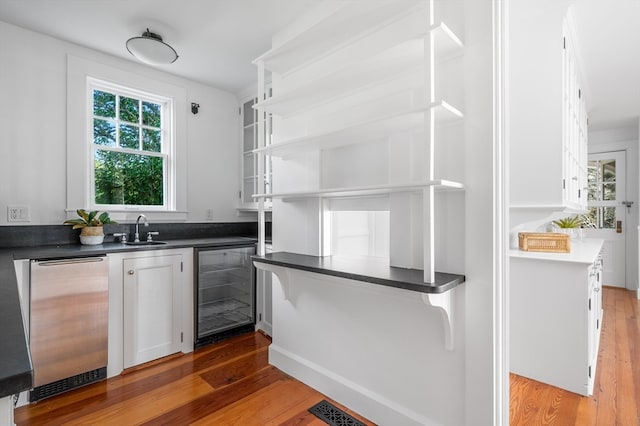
[196,246,255,340]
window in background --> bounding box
[587,157,617,228]
[330,211,390,259]
[90,81,173,209]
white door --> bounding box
[586,151,626,288]
[123,254,182,368]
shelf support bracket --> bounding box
[253,261,295,304]
[421,290,454,351]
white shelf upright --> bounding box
[256,61,266,257]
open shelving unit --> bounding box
[252,0,465,350]
[254,0,426,75]
[254,23,462,118]
[253,101,462,158]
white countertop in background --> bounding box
[510,238,604,264]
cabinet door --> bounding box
[562,21,588,210]
[239,91,273,210]
[123,254,182,368]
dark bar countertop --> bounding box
[0,253,32,399]
[252,251,465,294]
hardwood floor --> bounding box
[16,286,638,425]
[510,286,640,425]
[14,332,374,426]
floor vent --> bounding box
[30,367,106,402]
[308,400,366,426]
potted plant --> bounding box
[552,215,583,239]
[64,209,117,245]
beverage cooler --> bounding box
[195,244,256,347]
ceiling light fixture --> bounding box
[126,29,178,65]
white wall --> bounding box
[0,20,245,225]
[589,125,640,291]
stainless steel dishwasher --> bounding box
[29,256,109,401]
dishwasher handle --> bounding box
[34,257,105,267]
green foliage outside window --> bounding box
[92,88,165,207]
[94,150,163,205]
[586,159,617,228]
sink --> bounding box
[124,241,168,246]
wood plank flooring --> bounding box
[14,332,374,426]
[16,286,638,425]
[510,286,640,426]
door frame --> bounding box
[589,133,639,293]
[586,150,627,288]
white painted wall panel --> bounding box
[0,21,242,225]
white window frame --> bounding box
[88,78,174,211]
[67,55,188,223]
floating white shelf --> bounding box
[252,180,463,201]
[254,101,463,158]
[254,0,425,75]
[254,24,463,118]
[255,40,424,117]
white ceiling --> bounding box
[0,0,320,94]
[0,1,638,129]
[569,0,640,131]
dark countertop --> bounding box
[0,252,32,399]
[252,251,465,294]
[0,236,257,399]
[11,237,257,260]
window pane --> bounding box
[602,183,616,201]
[585,207,598,227]
[93,90,115,118]
[243,178,255,203]
[243,126,255,152]
[243,153,254,178]
[142,101,161,127]
[602,207,616,228]
[587,161,598,183]
[142,128,161,152]
[94,150,163,206]
[602,160,616,182]
[243,99,256,127]
[120,96,139,123]
[588,182,598,201]
[120,124,139,149]
[94,119,116,146]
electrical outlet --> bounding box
[8,205,30,222]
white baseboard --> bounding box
[269,344,440,426]
[255,321,272,337]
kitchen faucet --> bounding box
[134,214,149,242]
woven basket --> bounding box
[518,232,570,253]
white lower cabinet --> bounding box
[107,248,193,375]
[510,240,604,396]
[123,254,183,369]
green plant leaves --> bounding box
[553,215,583,229]
[63,209,117,227]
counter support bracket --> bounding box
[253,261,295,303]
[422,291,454,351]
